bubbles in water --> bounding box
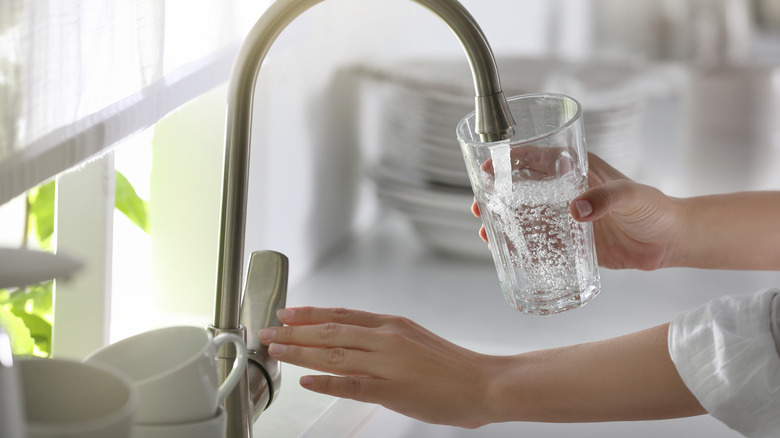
[480,177,596,302]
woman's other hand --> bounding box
[259,307,704,426]
[258,307,502,429]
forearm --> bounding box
[483,324,705,424]
[671,191,780,270]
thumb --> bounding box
[570,180,637,222]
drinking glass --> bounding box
[457,93,600,315]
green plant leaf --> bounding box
[7,282,53,322]
[0,283,53,357]
[9,312,51,355]
[28,283,53,320]
[2,281,50,308]
[28,181,55,249]
[115,170,150,234]
[6,171,149,358]
[0,306,35,356]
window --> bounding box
[0,0,268,358]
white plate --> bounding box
[0,248,83,289]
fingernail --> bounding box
[277,308,293,321]
[575,200,593,218]
[268,343,287,355]
[300,376,314,387]
[259,328,275,343]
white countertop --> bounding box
[252,212,780,437]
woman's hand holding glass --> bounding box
[473,152,681,271]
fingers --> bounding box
[480,158,494,176]
[260,310,389,376]
[587,152,630,186]
[299,375,382,402]
[259,309,411,380]
[571,199,594,221]
[570,180,639,222]
[278,306,388,328]
[471,200,489,243]
[259,321,377,351]
[266,342,379,377]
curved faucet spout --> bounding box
[214,0,514,330]
[212,0,515,436]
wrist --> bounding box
[480,354,535,424]
[662,196,695,268]
[665,192,780,270]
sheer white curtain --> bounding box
[0,0,268,205]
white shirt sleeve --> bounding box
[668,288,780,438]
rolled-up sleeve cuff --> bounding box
[669,288,780,438]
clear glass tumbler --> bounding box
[457,94,600,315]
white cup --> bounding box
[132,407,227,438]
[19,357,137,438]
[85,326,247,424]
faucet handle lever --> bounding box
[241,250,288,349]
[240,250,288,417]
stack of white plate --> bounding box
[370,155,489,259]
[379,85,473,187]
[358,57,647,259]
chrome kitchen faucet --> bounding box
[208,0,515,436]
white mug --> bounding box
[85,326,247,424]
[19,358,137,438]
[132,407,226,438]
